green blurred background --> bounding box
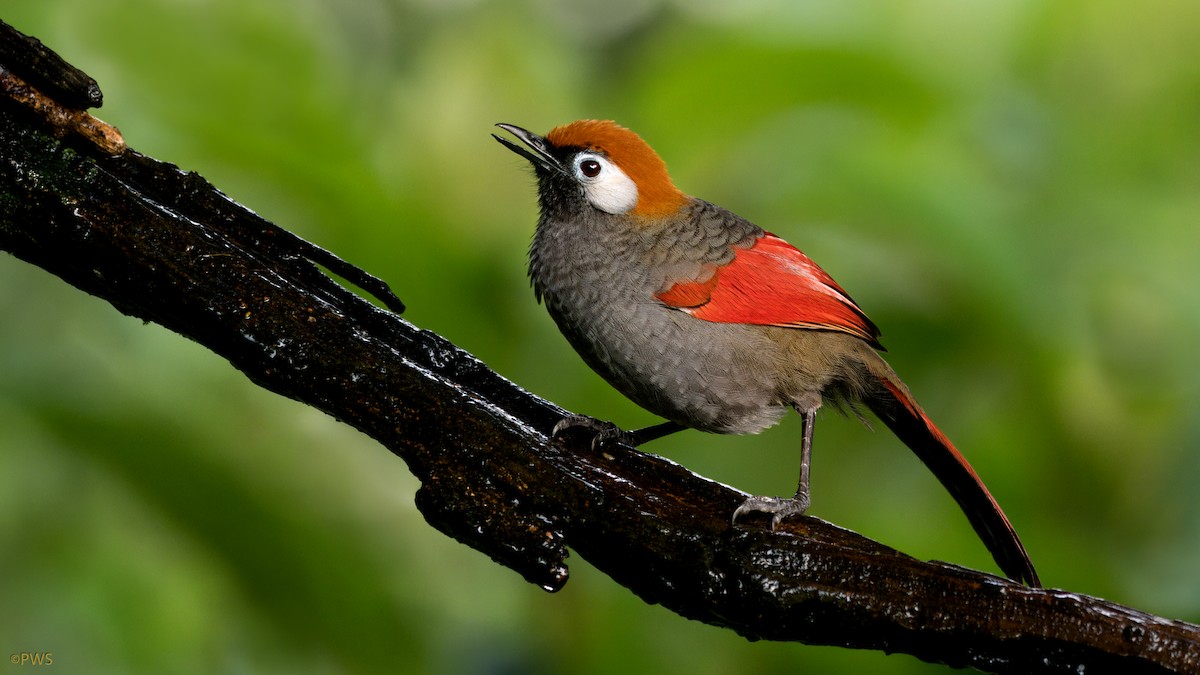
[3,1,1199,673]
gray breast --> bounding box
[529,201,790,434]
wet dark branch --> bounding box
[2,20,1199,674]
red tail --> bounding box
[868,375,1040,586]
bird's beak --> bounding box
[493,123,565,175]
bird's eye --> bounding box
[579,158,602,178]
[570,151,638,213]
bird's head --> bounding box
[494,120,687,219]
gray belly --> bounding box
[545,294,790,434]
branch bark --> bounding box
[2,20,1198,674]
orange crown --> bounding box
[546,120,688,218]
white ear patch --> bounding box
[572,152,638,214]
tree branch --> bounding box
[2,20,1198,674]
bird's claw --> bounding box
[551,415,636,450]
[731,494,811,530]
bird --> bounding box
[493,119,1039,587]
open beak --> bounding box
[493,123,566,175]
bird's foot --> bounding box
[731,494,811,530]
[551,415,638,450]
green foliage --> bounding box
[3,1,1199,673]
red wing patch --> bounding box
[655,232,882,347]
[654,270,718,309]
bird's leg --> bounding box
[794,407,814,507]
[732,408,816,529]
[627,420,687,445]
[552,415,684,450]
